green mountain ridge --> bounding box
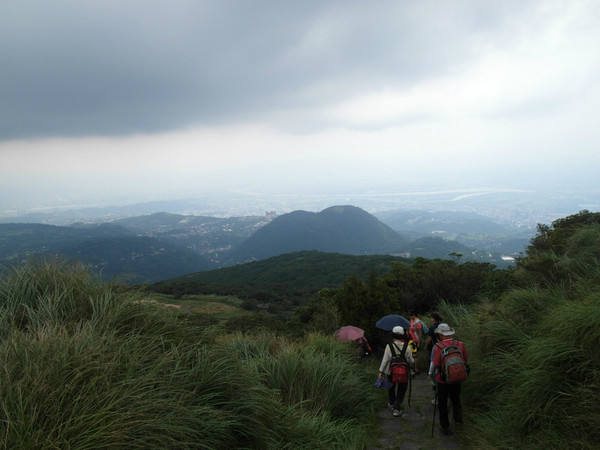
[0,223,215,283]
[228,205,409,264]
[1,205,523,283]
[159,250,412,290]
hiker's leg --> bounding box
[388,376,396,405]
[413,349,419,373]
[437,383,450,430]
[450,384,462,424]
[394,382,408,409]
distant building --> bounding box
[265,210,277,221]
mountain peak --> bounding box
[228,205,409,264]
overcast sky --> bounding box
[1,0,599,214]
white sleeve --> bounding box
[379,345,391,373]
[428,361,435,376]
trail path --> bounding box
[368,374,462,450]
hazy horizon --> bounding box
[2,1,599,216]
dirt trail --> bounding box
[368,374,462,450]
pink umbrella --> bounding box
[335,325,365,342]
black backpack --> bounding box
[389,342,410,383]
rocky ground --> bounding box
[369,374,463,450]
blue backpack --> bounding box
[416,319,429,334]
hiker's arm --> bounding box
[378,345,391,378]
[427,361,435,378]
[405,346,414,366]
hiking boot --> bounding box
[441,426,454,436]
[392,409,402,417]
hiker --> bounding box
[428,323,469,436]
[356,336,372,357]
[425,313,443,404]
[408,312,424,374]
[425,313,443,358]
[377,326,414,417]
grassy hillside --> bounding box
[439,210,600,449]
[0,260,380,449]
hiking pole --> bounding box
[431,388,437,437]
[407,369,412,407]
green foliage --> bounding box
[437,211,600,449]
[527,210,600,254]
[0,260,377,448]
[0,224,216,284]
[517,210,600,288]
[332,272,392,337]
[381,258,505,313]
[154,250,409,291]
[290,256,509,350]
[309,291,342,335]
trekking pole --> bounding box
[407,370,412,407]
[431,387,437,437]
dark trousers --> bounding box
[387,376,408,409]
[436,382,462,429]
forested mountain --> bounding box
[0,222,134,256]
[0,223,215,283]
[375,209,512,234]
[1,205,524,283]
[57,236,215,283]
[112,212,267,264]
[153,250,412,303]
[375,209,532,255]
[405,236,474,259]
[227,205,409,264]
[403,236,510,267]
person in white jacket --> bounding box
[377,326,414,417]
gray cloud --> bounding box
[0,0,538,140]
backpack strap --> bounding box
[400,341,408,362]
[390,341,408,361]
[389,343,397,358]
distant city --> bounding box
[1,187,597,229]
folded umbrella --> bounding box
[375,378,393,389]
[375,314,410,331]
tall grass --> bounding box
[0,260,377,448]
[438,282,600,448]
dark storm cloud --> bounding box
[0,0,536,140]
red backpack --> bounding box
[437,340,468,384]
[389,342,410,383]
